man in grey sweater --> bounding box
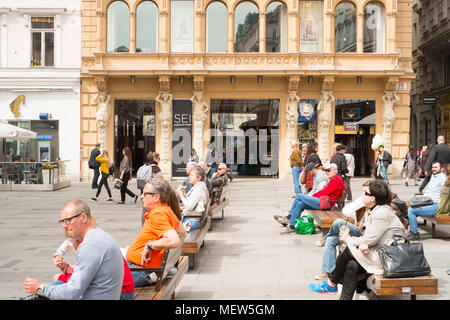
[24,200,123,300]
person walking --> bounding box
[289,141,303,197]
[344,146,355,201]
[117,147,138,204]
[375,145,392,184]
[404,145,419,186]
[88,143,101,189]
[90,150,113,202]
[418,145,430,178]
[189,148,199,163]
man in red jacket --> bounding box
[280,163,345,234]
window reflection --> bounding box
[265,2,287,53]
[334,2,356,52]
[171,1,194,53]
[206,2,228,52]
[364,2,385,53]
[234,2,259,52]
[300,1,323,53]
[136,1,158,53]
[107,1,130,52]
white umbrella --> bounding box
[0,122,37,139]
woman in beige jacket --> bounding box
[309,180,406,299]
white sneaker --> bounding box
[315,239,325,247]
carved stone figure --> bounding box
[317,90,335,162]
[156,91,173,167]
[382,91,399,151]
[191,91,209,123]
[286,91,300,128]
[93,92,111,148]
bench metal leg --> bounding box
[189,254,195,268]
[411,294,416,300]
[221,209,224,220]
[432,224,436,238]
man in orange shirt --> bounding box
[126,178,186,287]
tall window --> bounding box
[107,1,130,52]
[300,1,323,53]
[30,17,54,67]
[265,2,287,52]
[136,1,158,52]
[234,2,259,52]
[334,2,356,52]
[171,1,194,52]
[364,2,385,53]
[206,2,228,52]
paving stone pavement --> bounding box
[0,177,449,300]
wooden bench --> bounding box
[421,215,450,238]
[209,184,229,220]
[131,238,188,300]
[304,209,354,235]
[367,274,438,300]
[182,216,211,268]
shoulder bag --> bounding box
[409,195,434,208]
[378,235,431,278]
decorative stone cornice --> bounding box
[288,76,301,91]
[94,76,107,92]
[321,76,335,91]
[159,75,171,92]
[193,76,205,91]
[385,76,399,91]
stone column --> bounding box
[356,11,364,53]
[285,76,300,174]
[129,11,136,53]
[194,8,204,53]
[227,11,234,53]
[159,7,169,53]
[156,76,173,177]
[259,12,266,53]
[93,77,110,149]
[191,76,208,161]
[382,77,399,153]
[288,9,299,53]
[317,76,335,162]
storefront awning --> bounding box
[0,122,37,139]
[356,113,376,125]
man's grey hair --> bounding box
[64,200,92,219]
[190,165,206,181]
[146,178,172,204]
[186,161,197,169]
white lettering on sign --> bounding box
[402,287,411,294]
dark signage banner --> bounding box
[172,100,192,177]
[423,97,437,104]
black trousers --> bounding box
[328,246,366,300]
[92,167,100,188]
[419,175,431,191]
[120,171,136,201]
[96,172,112,198]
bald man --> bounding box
[24,200,123,300]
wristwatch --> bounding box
[146,240,153,250]
[36,284,44,295]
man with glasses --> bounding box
[125,178,186,287]
[23,200,124,300]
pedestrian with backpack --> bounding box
[137,151,162,225]
[117,147,138,204]
[91,150,113,202]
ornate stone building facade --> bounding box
[80,0,413,180]
[411,0,450,148]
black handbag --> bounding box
[378,235,431,278]
[409,195,434,208]
[113,179,123,190]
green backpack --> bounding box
[294,215,316,235]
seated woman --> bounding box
[308,180,406,300]
[177,165,208,217]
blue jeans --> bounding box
[120,292,134,300]
[126,261,155,288]
[380,165,388,183]
[291,165,302,195]
[288,194,320,227]
[322,219,361,273]
[407,204,438,233]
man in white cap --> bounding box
[277,163,345,234]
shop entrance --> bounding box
[210,99,280,177]
[114,100,156,173]
[334,99,376,176]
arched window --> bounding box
[265,2,287,52]
[107,1,130,52]
[334,2,356,52]
[171,0,194,52]
[364,2,385,53]
[234,2,259,52]
[136,1,158,53]
[300,0,323,53]
[206,2,228,52]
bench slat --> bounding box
[369,274,438,297]
[182,217,211,254]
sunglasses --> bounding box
[58,213,83,225]
[364,191,373,197]
[143,192,159,197]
